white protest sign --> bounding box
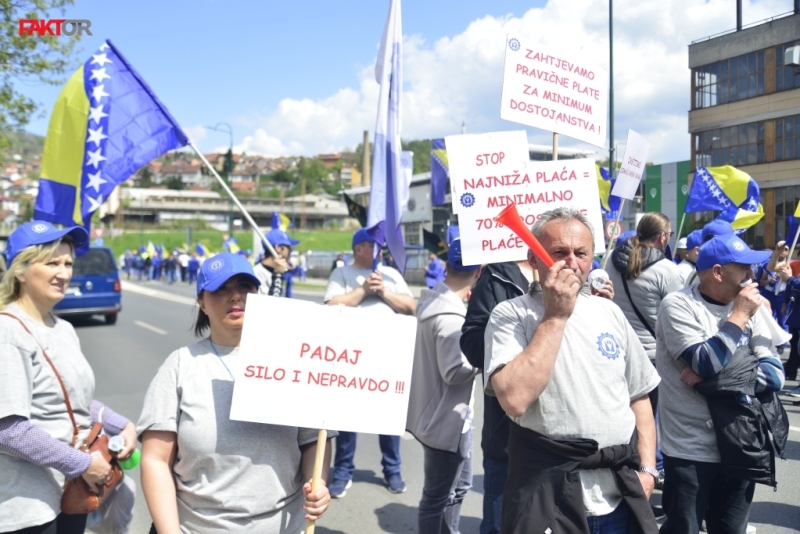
[445,130,530,214]
[610,130,649,200]
[500,37,608,148]
[230,296,417,436]
[458,159,605,265]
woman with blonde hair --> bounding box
[138,252,334,533]
[0,221,137,534]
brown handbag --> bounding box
[0,312,123,514]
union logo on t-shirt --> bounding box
[596,332,620,360]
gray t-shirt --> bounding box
[137,339,334,534]
[324,264,413,314]
[655,285,776,463]
[485,292,660,516]
[677,260,696,287]
[0,302,94,531]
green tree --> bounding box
[401,139,431,174]
[137,166,153,188]
[164,175,185,190]
[271,168,295,183]
[0,0,84,150]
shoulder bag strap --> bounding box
[619,277,656,338]
[0,312,80,447]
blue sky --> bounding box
[15,0,791,162]
[19,0,547,152]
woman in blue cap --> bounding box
[0,221,137,534]
[138,252,334,533]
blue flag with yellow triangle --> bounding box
[35,40,188,243]
[686,165,763,231]
[431,138,448,206]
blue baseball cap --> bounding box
[352,228,378,248]
[446,226,479,272]
[6,221,89,266]
[616,230,636,245]
[196,252,261,296]
[265,229,299,248]
[686,229,703,250]
[701,220,734,243]
[696,234,772,271]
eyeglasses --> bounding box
[662,231,674,238]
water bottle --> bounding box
[108,435,141,470]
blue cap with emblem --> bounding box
[696,234,772,271]
[446,225,479,272]
[5,220,89,267]
[701,219,734,243]
[196,252,261,296]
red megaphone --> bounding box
[493,204,554,268]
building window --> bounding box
[694,51,765,109]
[775,115,800,161]
[404,222,420,245]
[696,122,765,167]
[775,42,800,91]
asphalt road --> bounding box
[67,278,800,534]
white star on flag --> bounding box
[99,43,109,51]
[86,195,103,213]
[86,148,107,168]
[90,68,111,83]
[91,53,112,67]
[88,105,108,124]
[86,171,107,193]
[91,84,109,102]
[86,126,108,148]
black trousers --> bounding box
[659,454,754,534]
[4,514,87,534]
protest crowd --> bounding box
[0,204,796,534]
[0,2,797,533]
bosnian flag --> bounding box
[366,0,407,272]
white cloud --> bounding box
[184,124,208,144]
[234,0,790,163]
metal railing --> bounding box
[691,11,795,44]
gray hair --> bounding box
[527,208,594,295]
[531,207,595,242]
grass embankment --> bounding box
[104,229,352,258]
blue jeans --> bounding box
[660,454,754,534]
[418,429,473,534]
[480,456,507,534]
[586,501,630,534]
[332,431,401,481]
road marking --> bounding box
[791,426,800,433]
[121,281,196,306]
[134,320,167,335]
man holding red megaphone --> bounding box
[484,207,660,534]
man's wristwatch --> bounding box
[638,466,659,481]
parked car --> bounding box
[54,246,122,324]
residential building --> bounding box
[689,8,800,247]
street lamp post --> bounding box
[205,122,235,235]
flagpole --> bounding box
[775,225,800,296]
[189,141,279,258]
[674,212,686,247]
[304,429,328,534]
[601,198,625,270]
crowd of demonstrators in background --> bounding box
[460,255,532,534]
[0,222,137,534]
[253,229,298,298]
[323,228,416,499]
[298,251,308,281]
[424,252,446,289]
[656,234,786,534]
[782,269,800,393]
[407,228,481,534]
[676,230,702,286]
[138,252,334,533]
[485,208,661,534]
[760,240,793,340]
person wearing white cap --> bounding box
[674,237,688,264]
[0,221,137,534]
